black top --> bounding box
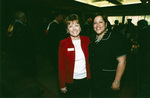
[89,31,127,75]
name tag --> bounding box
[67,48,74,51]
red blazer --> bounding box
[58,36,91,88]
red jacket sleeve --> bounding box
[58,42,66,88]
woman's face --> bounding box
[93,15,107,35]
[67,20,81,39]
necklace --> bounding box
[73,39,80,49]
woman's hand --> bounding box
[111,55,126,90]
[111,81,120,90]
[60,87,67,93]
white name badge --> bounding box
[67,48,74,51]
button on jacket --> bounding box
[58,36,91,88]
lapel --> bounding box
[80,36,88,58]
[101,31,111,40]
[65,36,88,66]
[66,36,74,47]
[65,36,75,66]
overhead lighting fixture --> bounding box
[75,0,141,7]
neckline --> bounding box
[72,39,80,49]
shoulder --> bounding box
[60,37,71,45]
[13,22,25,33]
[109,32,127,49]
[14,22,24,28]
[111,31,127,48]
[80,36,89,39]
[111,31,126,40]
[80,36,90,42]
[50,22,57,27]
[144,26,150,32]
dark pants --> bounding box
[91,71,120,98]
[60,78,90,98]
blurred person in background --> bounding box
[137,19,150,98]
[45,13,63,72]
[7,11,36,78]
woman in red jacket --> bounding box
[58,14,91,98]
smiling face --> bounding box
[93,15,107,35]
[67,20,81,40]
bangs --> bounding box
[65,14,80,26]
[66,20,79,25]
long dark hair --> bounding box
[93,13,111,31]
[89,13,112,42]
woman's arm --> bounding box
[112,55,126,90]
[58,43,67,92]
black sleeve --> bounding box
[112,33,127,58]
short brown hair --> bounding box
[65,14,80,26]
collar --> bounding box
[66,35,85,46]
[142,26,148,30]
[15,19,23,24]
[47,20,59,30]
[95,29,111,43]
[101,30,111,40]
[53,20,59,24]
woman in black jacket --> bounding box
[89,13,127,98]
